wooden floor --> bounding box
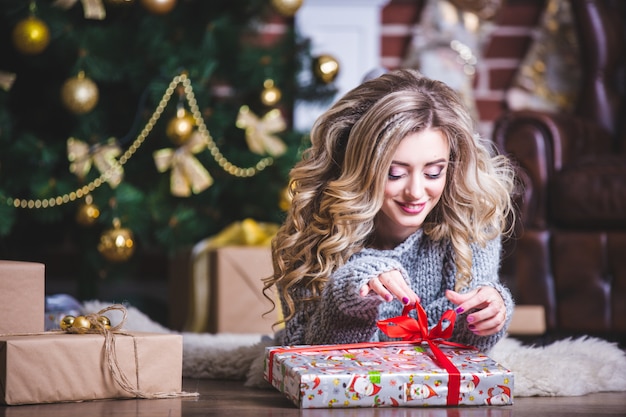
[2,378,625,416]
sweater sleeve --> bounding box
[285,255,409,346]
[424,236,514,353]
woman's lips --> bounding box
[397,201,425,214]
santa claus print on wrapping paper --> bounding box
[325,354,353,361]
[485,385,512,405]
[403,382,439,402]
[310,360,349,374]
[396,347,426,357]
[301,374,321,390]
[466,354,490,362]
[281,368,303,398]
[460,374,480,393]
[346,374,382,399]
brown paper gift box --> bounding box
[184,246,277,334]
[0,332,183,405]
[0,260,45,334]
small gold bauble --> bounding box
[313,54,340,84]
[61,71,99,115]
[139,0,177,14]
[166,109,195,145]
[279,184,293,211]
[76,197,100,227]
[72,315,91,333]
[260,79,282,106]
[60,315,75,330]
[12,16,50,55]
[271,0,303,17]
[97,315,111,329]
[97,218,135,262]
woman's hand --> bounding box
[359,269,420,306]
[446,287,506,336]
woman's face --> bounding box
[376,128,449,248]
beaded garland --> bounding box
[2,73,275,211]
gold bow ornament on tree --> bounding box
[0,71,16,91]
[209,217,279,247]
[52,0,106,19]
[236,105,287,157]
[153,131,213,197]
[67,137,124,187]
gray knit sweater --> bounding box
[280,229,514,353]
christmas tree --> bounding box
[0,0,337,302]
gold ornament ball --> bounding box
[72,315,92,333]
[97,315,111,329]
[271,0,303,17]
[279,184,293,211]
[60,315,75,330]
[61,72,99,115]
[140,0,177,14]
[313,54,340,84]
[260,79,282,107]
[166,109,196,145]
[98,220,135,262]
[76,202,100,226]
[12,16,50,55]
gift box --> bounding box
[207,246,276,334]
[265,303,513,408]
[265,342,514,408]
[181,244,277,334]
[0,331,183,405]
[174,219,280,334]
[0,260,45,334]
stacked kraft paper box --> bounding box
[0,260,184,406]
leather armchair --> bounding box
[493,0,626,341]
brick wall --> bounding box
[381,0,546,135]
[263,0,547,135]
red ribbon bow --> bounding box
[377,302,468,405]
[376,302,457,341]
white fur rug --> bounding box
[81,301,626,397]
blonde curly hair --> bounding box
[264,69,515,324]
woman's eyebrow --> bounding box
[390,158,448,167]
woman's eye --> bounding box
[388,168,405,180]
[425,168,444,179]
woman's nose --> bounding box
[405,174,424,199]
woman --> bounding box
[265,69,516,353]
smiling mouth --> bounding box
[397,201,425,214]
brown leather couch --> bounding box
[493,0,626,342]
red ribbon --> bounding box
[267,303,473,406]
[377,303,467,405]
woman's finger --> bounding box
[361,270,419,304]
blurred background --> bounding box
[2,0,602,333]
